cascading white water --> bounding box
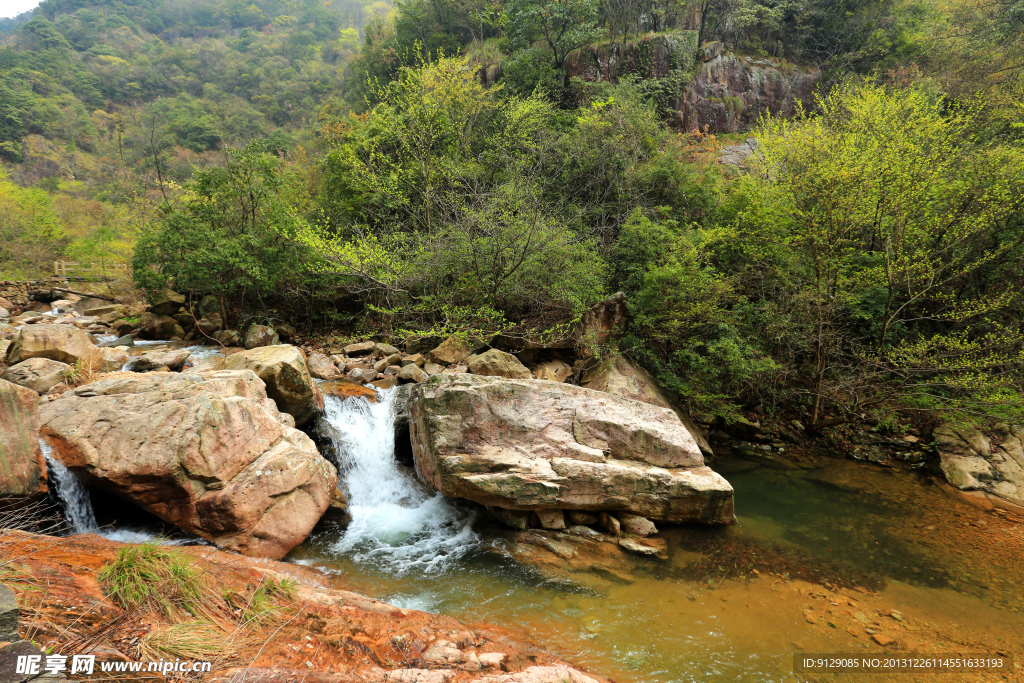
[316,388,477,573]
[40,439,98,534]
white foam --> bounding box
[316,389,477,574]
[41,439,98,534]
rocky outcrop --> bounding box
[409,374,735,524]
[4,323,97,365]
[564,31,819,134]
[215,345,323,426]
[935,424,1024,510]
[682,51,819,133]
[0,379,47,504]
[582,354,712,456]
[39,370,337,558]
[467,349,532,379]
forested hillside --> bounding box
[2,0,1022,429]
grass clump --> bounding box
[224,575,297,626]
[97,543,217,622]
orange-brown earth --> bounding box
[0,530,607,683]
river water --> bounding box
[293,390,1024,682]
[42,352,1024,681]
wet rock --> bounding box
[618,536,667,558]
[409,375,735,524]
[618,513,657,537]
[467,349,532,380]
[428,336,473,365]
[307,351,342,380]
[40,370,336,558]
[5,324,96,365]
[215,345,322,426]
[371,376,399,389]
[104,333,134,348]
[2,358,70,394]
[321,379,378,401]
[129,348,191,372]
[244,324,279,349]
[0,379,46,504]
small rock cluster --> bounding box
[306,335,576,391]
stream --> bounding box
[44,351,1024,682]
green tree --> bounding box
[504,0,602,68]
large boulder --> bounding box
[215,345,322,426]
[138,312,181,340]
[409,374,735,524]
[306,351,342,380]
[0,379,47,504]
[936,424,1024,509]
[244,324,279,349]
[582,354,713,456]
[428,335,473,365]
[466,349,532,380]
[39,370,337,558]
[147,289,186,316]
[5,324,97,365]
[1,357,70,394]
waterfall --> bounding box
[41,439,98,534]
[316,388,477,573]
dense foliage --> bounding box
[2,0,1022,426]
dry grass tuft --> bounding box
[140,621,235,662]
[63,348,106,386]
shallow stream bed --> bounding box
[291,391,1024,682]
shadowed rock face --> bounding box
[0,378,47,504]
[409,374,735,524]
[39,370,337,558]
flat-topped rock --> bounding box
[408,374,735,524]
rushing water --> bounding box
[41,438,98,534]
[294,393,1024,682]
[314,389,478,573]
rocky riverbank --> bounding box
[0,530,607,683]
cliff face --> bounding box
[565,33,820,134]
[683,46,820,133]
